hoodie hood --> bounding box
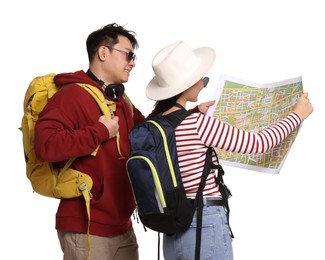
[55,70,99,88]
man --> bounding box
[35,23,145,260]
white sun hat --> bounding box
[146,41,216,101]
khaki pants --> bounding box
[57,228,139,260]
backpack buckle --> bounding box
[79,182,93,199]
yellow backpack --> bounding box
[21,73,124,260]
[21,73,116,199]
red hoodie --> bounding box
[34,70,145,236]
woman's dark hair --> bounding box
[151,94,181,115]
[86,23,138,62]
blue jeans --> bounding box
[163,205,233,260]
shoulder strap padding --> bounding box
[161,108,195,129]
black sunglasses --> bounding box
[106,46,137,62]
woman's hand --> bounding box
[198,100,215,114]
[293,92,314,120]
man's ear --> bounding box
[98,46,107,61]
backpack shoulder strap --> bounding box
[122,93,134,117]
[77,83,127,159]
[162,103,196,129]
[78,83,134,119]
[76,83,113,156]
[77,83,113,118]
[213,149,234,238]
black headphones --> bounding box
[86,69,125,100]
[104,84,125,100]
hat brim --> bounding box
[146,47,216,101]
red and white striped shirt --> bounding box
[175,112,302,198]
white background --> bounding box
[2,0,324,259]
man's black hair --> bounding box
[86,23,138,62]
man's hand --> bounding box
[98,116,119,138]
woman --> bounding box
[145,41,313,260]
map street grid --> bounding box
[207,75,303,174]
